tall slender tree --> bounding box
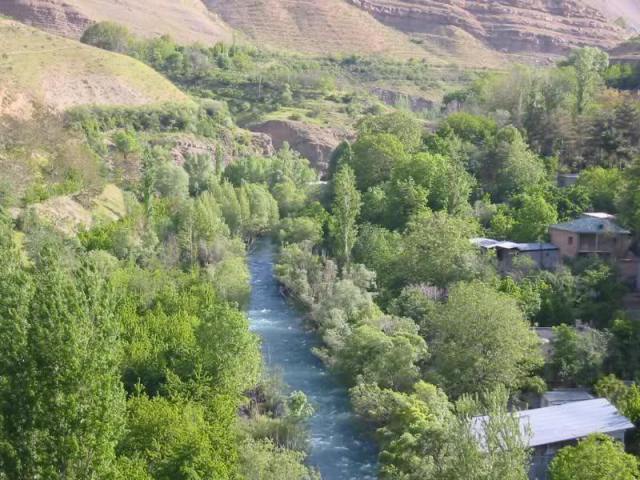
[330,165,362,267]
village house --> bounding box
[472,238,560,272]
[472,398,634,480]
[549,213,632,260]
[549,213,639,289]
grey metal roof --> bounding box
[550,216,630,235]
[471,238,558,252]
[472,399,634,448]
[543,389,594,406]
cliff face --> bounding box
[249,120,353,175]
[348,0,627,56]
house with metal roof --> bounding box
[549,213,632,260]
[472,238,560,272]
[549,213,640,290]
[472,398,634,480]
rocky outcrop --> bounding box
[0,0,91,38]
[158,130,274,169]
[249,120,353,175]
[349,0,628,55]
[370,87,434,112]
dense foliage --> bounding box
[4,18,640,480]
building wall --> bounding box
[549,228,579,258]
[550,228,631,259]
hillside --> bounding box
[348,0,628,58]
[205,0,630,65]
[0,19,189,116]
[204,0,450,63]
[585,0,640,31]
[2,0,636,67]
[0,0,233,44]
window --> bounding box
[568,236,574,246]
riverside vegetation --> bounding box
[2,20,640,479]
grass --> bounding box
[0,19,190,113]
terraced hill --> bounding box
[204,0,436,60]
[0,19,189,117]
[0,0,232,44]
[348,0,627,56]
[2,0,636,67]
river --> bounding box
[248,239,378,480]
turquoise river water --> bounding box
[247,239,378,479]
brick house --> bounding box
[549,213,632,260]
[549,213,639,289]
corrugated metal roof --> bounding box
[542,389,594,406]
[472,399,634,448]
[550,217,630,235]
[471,238,558,252]
[583,212,616,220]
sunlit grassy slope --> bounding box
[0,19,189,116]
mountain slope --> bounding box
[585,0,640,31]
[203,0,451,62]
[0,19,189,116]
[348,0,628,57]
[0,0,233,44]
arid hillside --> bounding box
[204,0,449,62]
[0,0,232,44]
[0,0,637,67]
[585,0,640,31]
[205,0,633,65]
[0,19,189,117]
[348,0,628,56]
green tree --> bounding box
[155,161,189,199]
[509,192,558,242]
[401,210,483,288]
[0,243,125,479]
[493,127,547,200]
[330,165,361,266]
[113,129,141,161]
[429,282,543,397]
[351,133,406,191]
[392,152,473,214]
[565,47,609,115]
[547,324,609,387]
[240,438,319,480]
[549,434,639,480]
[595,375,640,424]
[441,112,497,145]
[617,157,640,234]
[277,216,323,246]
[119,393,240,480]
[272,179,307,217]
[576,167,623,212]
[80,21,134,53]
[357,111,424,153]
[184,153,215,196]
[337,319,428,390]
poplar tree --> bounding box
[330,165,361,266]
